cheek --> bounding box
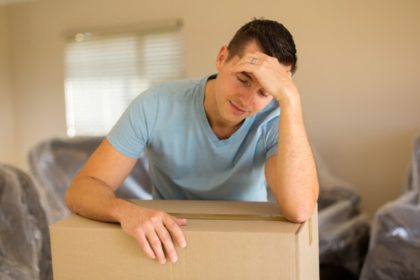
[227,78,241,92]
[221,82,240,101]
[253,98,273,112]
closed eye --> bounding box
[237,75,250,86]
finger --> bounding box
[174,217,187,226]
[136,231,156,260]
[165,216,188,248]
[237,55,262,67]
[145,230,166,264]
[241,52,270,65]
[155,224,178,263]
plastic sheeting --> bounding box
[312,149,360,211]
[0,164,52,280]
[318,195,370,279]
[360,135,420,280]
[406,136,420,192]
[319,209,369,277]
[28,137,153,224]
[312,150,370,279]
[360,190,420,280]
[26,137,371,279]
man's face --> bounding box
[213,41,275,126]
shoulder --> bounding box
[148,77,204,99]
[127,77,203,110]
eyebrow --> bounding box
[239,71,254,81]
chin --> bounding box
[227,114,248,125]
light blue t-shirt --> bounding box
[107,75,280,201]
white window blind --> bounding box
[64,25,184,136]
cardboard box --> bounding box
[50,200,319,280]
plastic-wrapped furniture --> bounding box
[0,164,52,280]
[312,151,370,280]
[28,137,152,224]
[360,190,420,280]
[318,199,369,279]
[312,149,361,211]
[406,136,420,192]
[360,136,420,280]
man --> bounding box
[66,18,319,265]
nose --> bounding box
[236,89,257,109]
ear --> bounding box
[215,45,229,70]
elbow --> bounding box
[287,187,319,223]
[280,202,316,224]
[284,210,312,224]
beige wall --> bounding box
[6,0,420,215]
[0,5,16,166]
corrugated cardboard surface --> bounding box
[50,200,319,280]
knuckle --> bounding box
[150,239,162,248]
[151,212,165,223]
[134,227,145,236]
[157,211,166,217]
[165,219,177,228]
[150,216,160,224]
[161,236,172,245]
[142,221,153,231]
[166,248,175,256]
[172,225,185,235]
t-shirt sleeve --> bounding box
[264,117,279,160]
[106,89,157,159]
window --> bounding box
[64,23,184,136]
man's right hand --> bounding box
[66,139,187,264]
[119,205,187,264]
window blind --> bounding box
[64,26,184,136]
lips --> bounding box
[228,100,248,115]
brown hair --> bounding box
[227,18,298,73]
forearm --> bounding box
[65,177,136,223]
[273,97,319,222]
[66,176,188,264]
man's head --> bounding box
[206,19,297,129]
[226,18,297,74]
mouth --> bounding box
[228,100,248,115]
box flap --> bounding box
[51,200,302,234]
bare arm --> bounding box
[66,139,137,222]
[264,97,319,223]
[232,52,319,223]
[66,139,187,264]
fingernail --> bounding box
[181,241,187,248]
[171,255,178,263]
[160,259,166,265]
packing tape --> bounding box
[309,216,313,245]
[169,212,287,222]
